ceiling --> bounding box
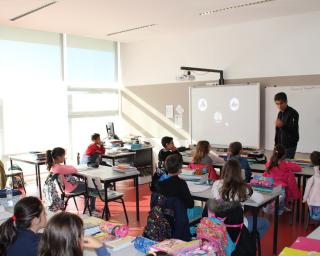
[0,0,320,42]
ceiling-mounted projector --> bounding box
[176,70,195,81]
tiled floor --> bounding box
[24,176,317,256]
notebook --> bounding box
[291,237,320,252]
[279,247,320,256]
[151,239,200,255]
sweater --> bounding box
[228,155,252,182]
[158,148,181,168]
[50,164,78,192]
[85,143,106,156]
[5,229,41,256]
[303,166,320,206]
[264,160,301,201]
[157,175,194,209]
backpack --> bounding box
[196,217,235,256]
[43,174,64,212]
[143,194,172,242]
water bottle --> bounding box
[6,187,13,207]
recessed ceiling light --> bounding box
[107,24,156,36]
[199,0,276,16]
[10,1,58,21]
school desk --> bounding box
[78,166,140,221]
[102,151,136,166]
[190,184,281,256]
[10,154,46,199]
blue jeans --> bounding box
[246,216,269,238]
[310,206,320,221]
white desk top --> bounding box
[103,151,136,158]
[190,184,281,208]
[84,244,143,256]
[78,166,140,181]
[250,163,314,177]
[307,226,320,240]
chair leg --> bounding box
[72,197,79,211]
[64,198,70,211]
[290,200,295,226]
[83,196,92,216]
[102,205,106,219]
[121,198,129,224]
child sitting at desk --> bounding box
[47,147,96,212]
[192,140,225,165]
[83,133,106,167]
[0,196,47,256]
[38,212,109,256]
[228,142,252,182]
[303,151,320,221]
[263,144,301,212]
[211,160,269,238]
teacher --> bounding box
[274,92,299,159]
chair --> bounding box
[84,176,129,223]
[6,164,26,193]
[55,173,91,215]
[188,163,219,181]
[305,206,320,231]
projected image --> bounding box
[229,97,240,111]
[214,111,223,124]
[198,98,208,112]
[225,122,230,127]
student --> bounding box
[228,142,252,182]
[38,212,109,256]
[303,151,320,221]
[211,160,269,238]
[158,136,181,169]
[193,140,225,165]
[83,133,106,167]
[157,154,194,209]
[46,147,96,212]
[0,196,47,256]
[264,145,301,205]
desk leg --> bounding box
[36,165,42,200]
[104,181,110,221]
[273,196,279,255]
[34,164,39,187]
[135,175,140,222]
[252,208,261,256]
[296,176,301,223]
[301,177,307,223]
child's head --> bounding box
[161,136,175,150]
[0,196,46,255]
[267,144,286,172]
[46,147,66,170]
[165,154,183,175]
[193,140,210,163]
[38,212,84,256]
[91,133,101,144]
[274,92,288,111]
[229,142,242,156]
[310,151,320,167]
[220,159,251,202]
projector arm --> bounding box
[180,66,224,85]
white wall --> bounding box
[121,11,320,86]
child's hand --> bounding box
[83,236,103,249]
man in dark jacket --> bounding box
[274,92,299,159]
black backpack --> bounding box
[143,194,173,242]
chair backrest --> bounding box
[0,160,6,189]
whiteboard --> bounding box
[191,84,260,148]
[265,85,320,153]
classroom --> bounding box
[1,1,320,255]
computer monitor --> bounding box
[106,122,115,137]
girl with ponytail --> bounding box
[263,144,301,207]
[0,196,47,256]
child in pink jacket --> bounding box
[303,151,320,221]
[46,147,96,211]
[264,145,301,204]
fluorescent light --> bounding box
[199,0,276,16]
[107,24,156,36]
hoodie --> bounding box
[303,166,320,206]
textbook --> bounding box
[104,236,135,251]
[279,247,320,256]
[150,239,200,255]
